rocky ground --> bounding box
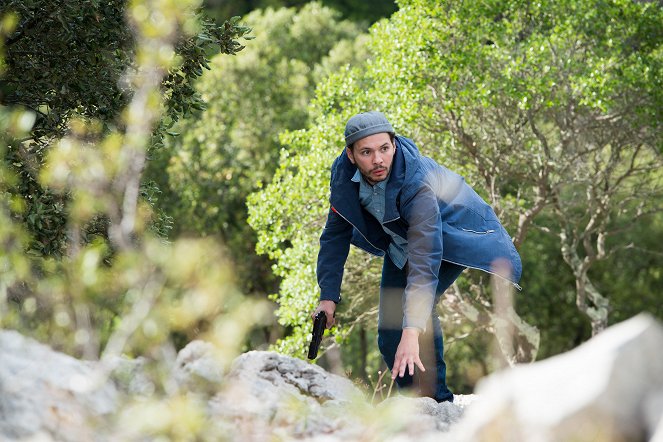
[1,314,663,441]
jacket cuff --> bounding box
[402,317,426,332]
[320,293,342,304]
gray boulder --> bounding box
[648,391,663,442]
[454,313,663,442]
[4,313,663,442]
[0,330,118,442]
[107,355,153,396]
[207,350,474,441]
[221,350,362,403]
[172,340,223,392]
[378,396,465,432]
[209,350,364,439]
[0,330,471,442]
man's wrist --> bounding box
[403,327,422,336]
[319,294,341,304]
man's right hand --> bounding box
[312,300,336,329]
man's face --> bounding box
[346,132,395,186]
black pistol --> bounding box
[307,311,327,360]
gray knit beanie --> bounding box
[344,111,394,147]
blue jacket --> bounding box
[317,136,522,329]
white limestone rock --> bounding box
[454,313,663,442]
[647,390,663,442]
[14,313,662,442]
[0,330,118,442]
[107,355,154,397]
[378,396,464,433]
[209,350,364,439]
[172,340,223,392]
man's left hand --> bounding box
[392,327,426,380]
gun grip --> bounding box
[307,311,327,360]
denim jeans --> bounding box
[377,255,465,402]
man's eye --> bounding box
[361,151,370,156]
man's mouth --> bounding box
[372,168,386,175]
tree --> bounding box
[147,3,367,299]
[201,0,398,25]
[1,3,267,438]
[0,0,251,257]
[405,0,663,335]
[248,0,663,382]
[0,0,258,356]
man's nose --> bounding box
[374,152,384,164]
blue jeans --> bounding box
[377,255,465,402]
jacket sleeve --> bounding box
[402,184,443,330]
[317,207,352,303]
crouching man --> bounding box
[313,111,522,402]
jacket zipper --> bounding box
[332,206,385,254]
[383,216,400,227]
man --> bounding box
[313,111,521,402]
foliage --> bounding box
[201,0,398,25]
[402,0,663,335]
[1,2,269,439]
[248,0,663,385]
[0,0,251,257]
[147,3,367,298]
[0,0,265,348]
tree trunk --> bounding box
[559,230,610,336]
[575,275,610,336]
[445,281,540,365]
[490,270,540,365]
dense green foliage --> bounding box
[248,0,663,386]
[388,0,663,337]
[1,7,273,439]
[147,3,368,298]
[0,0,259,359]
[0,0,251,256]
[202,0,398,24]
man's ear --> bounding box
[346,146,355,164]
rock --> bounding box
[652,420,663,442]
[172,340,223,392]
[375,397,441,437]
[452,393,479,409]
[13,313,662,442]
[207,349,473,441]
[0,330,476,441]
[0,330,118,442]
[454,313,663,442]
[224,350,361,402]
[647,390,663,442]
[107,355,153,396]
[378,396,464,432]
[209,350,364,439]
